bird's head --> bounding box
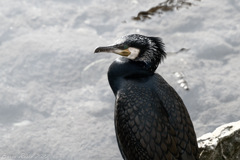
[94,34,166,72]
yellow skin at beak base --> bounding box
[117,49,131,56]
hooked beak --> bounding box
[94,45,131,57]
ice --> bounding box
[0,0,239,159]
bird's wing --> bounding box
[115,83,180,160]
[153,74,199,160]
[115,124,127,160]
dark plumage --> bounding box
[94,34,199,160]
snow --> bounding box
[0,0,239,159]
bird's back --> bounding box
[114,73,198,160]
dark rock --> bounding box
[198,121,240,160]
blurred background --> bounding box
[0,0,239,159]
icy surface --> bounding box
[0,0,239,159]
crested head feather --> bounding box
[124,35,166,71]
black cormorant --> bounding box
[94,34,199,160]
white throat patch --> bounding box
[127,47,140,60]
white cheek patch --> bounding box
[127,47,140,60]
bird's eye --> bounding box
[123,44,128,49]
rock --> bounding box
[198,121,240,160]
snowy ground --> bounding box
[0,0,239,159]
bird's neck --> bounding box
[107,57,155,95]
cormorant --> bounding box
[94,34,199,160]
